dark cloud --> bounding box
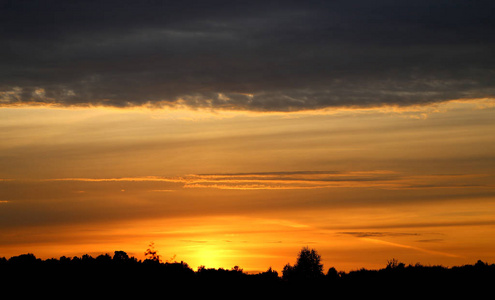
[1,0,494,111]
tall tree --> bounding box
[283,247,324,281]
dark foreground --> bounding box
[1,253,494,298]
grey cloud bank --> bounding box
[1,0,494,111]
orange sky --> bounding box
[1,99,494,273]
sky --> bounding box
[1,1,495,273]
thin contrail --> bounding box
[361,237,462,258]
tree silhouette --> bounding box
[282,263,295,280]
[1,249,495,297]
[144,242,160,263]
[386,258,405,270]
[113,251,130,262]
[283,247,324,281]
[231,265,243,272]
[326,267,339,280]
[259,266,279,281]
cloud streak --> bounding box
[20,170,493,191]
[1,1,494,111]
[360,238,461,258]
[338,232,420,238]
[327,220,495,233]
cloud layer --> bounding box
[1,1,494,111]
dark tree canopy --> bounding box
[283,247,324,281]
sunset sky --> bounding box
[1,1,495,273]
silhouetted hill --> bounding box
[1,251,494,297]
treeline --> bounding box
[1,248,494,296]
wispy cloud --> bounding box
[333,220,495,231]
[360,237,462,258]
[183,171,492,190]
[42,176,185,183]
[338,232,420,238]
[18,170,493,191]
[28,170,400,190]
[416,239,445,243]
[181,170,401,190]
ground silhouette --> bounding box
[1,248,494,297]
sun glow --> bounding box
[189,245,233,270]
